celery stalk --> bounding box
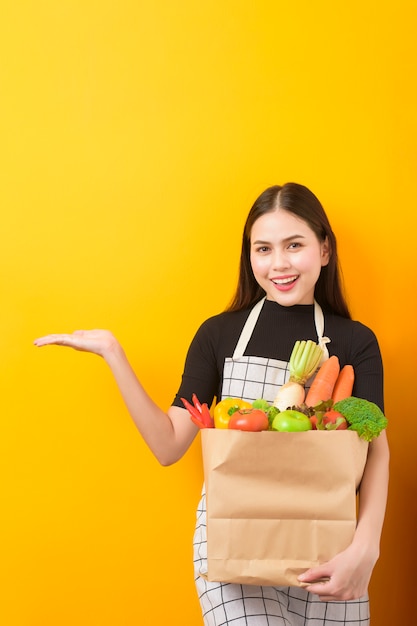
[288,340,323,385]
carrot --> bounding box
[331,364,355,403]
[305,355,340,407]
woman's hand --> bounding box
[299,431,388,601]
[34,329,118,358]
[298,542,377,601]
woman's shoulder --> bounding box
[326,311,379,339]
[196,307,252,337]
[325,312,382,362]
[185,307,253,365]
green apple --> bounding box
[271,409,312,432]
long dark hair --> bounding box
[226,183,351,318]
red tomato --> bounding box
[228,408,269,432]
[323,409,348,430]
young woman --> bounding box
[34,183,389,626]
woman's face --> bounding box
[250,208,329,306]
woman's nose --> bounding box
[271,249,291,271]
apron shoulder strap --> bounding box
[314,300,330,362]
[232,298,265,359]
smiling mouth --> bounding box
[272,276,298,285]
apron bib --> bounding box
[221,297,330,403]
[193,298,369,626]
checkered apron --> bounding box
[193,299,370,626]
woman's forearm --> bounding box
[103,340,198,465]
[353,430,390,560]
[34,329,198,465]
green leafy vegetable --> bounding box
[333,396,388,442]
[251,398,280,428]
[252,399,271,411]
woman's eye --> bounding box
[256,246,270,253]
[288,242,301,249]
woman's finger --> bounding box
[34,333,78,347]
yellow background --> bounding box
[0,1,415,624]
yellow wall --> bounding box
[0,1,415,624]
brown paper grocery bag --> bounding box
[201,429,369,587]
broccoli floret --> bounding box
[333,396,388,442]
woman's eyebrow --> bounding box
[252,234,306,245]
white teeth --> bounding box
[272,277,297,285]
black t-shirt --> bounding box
[173,299,384,411]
